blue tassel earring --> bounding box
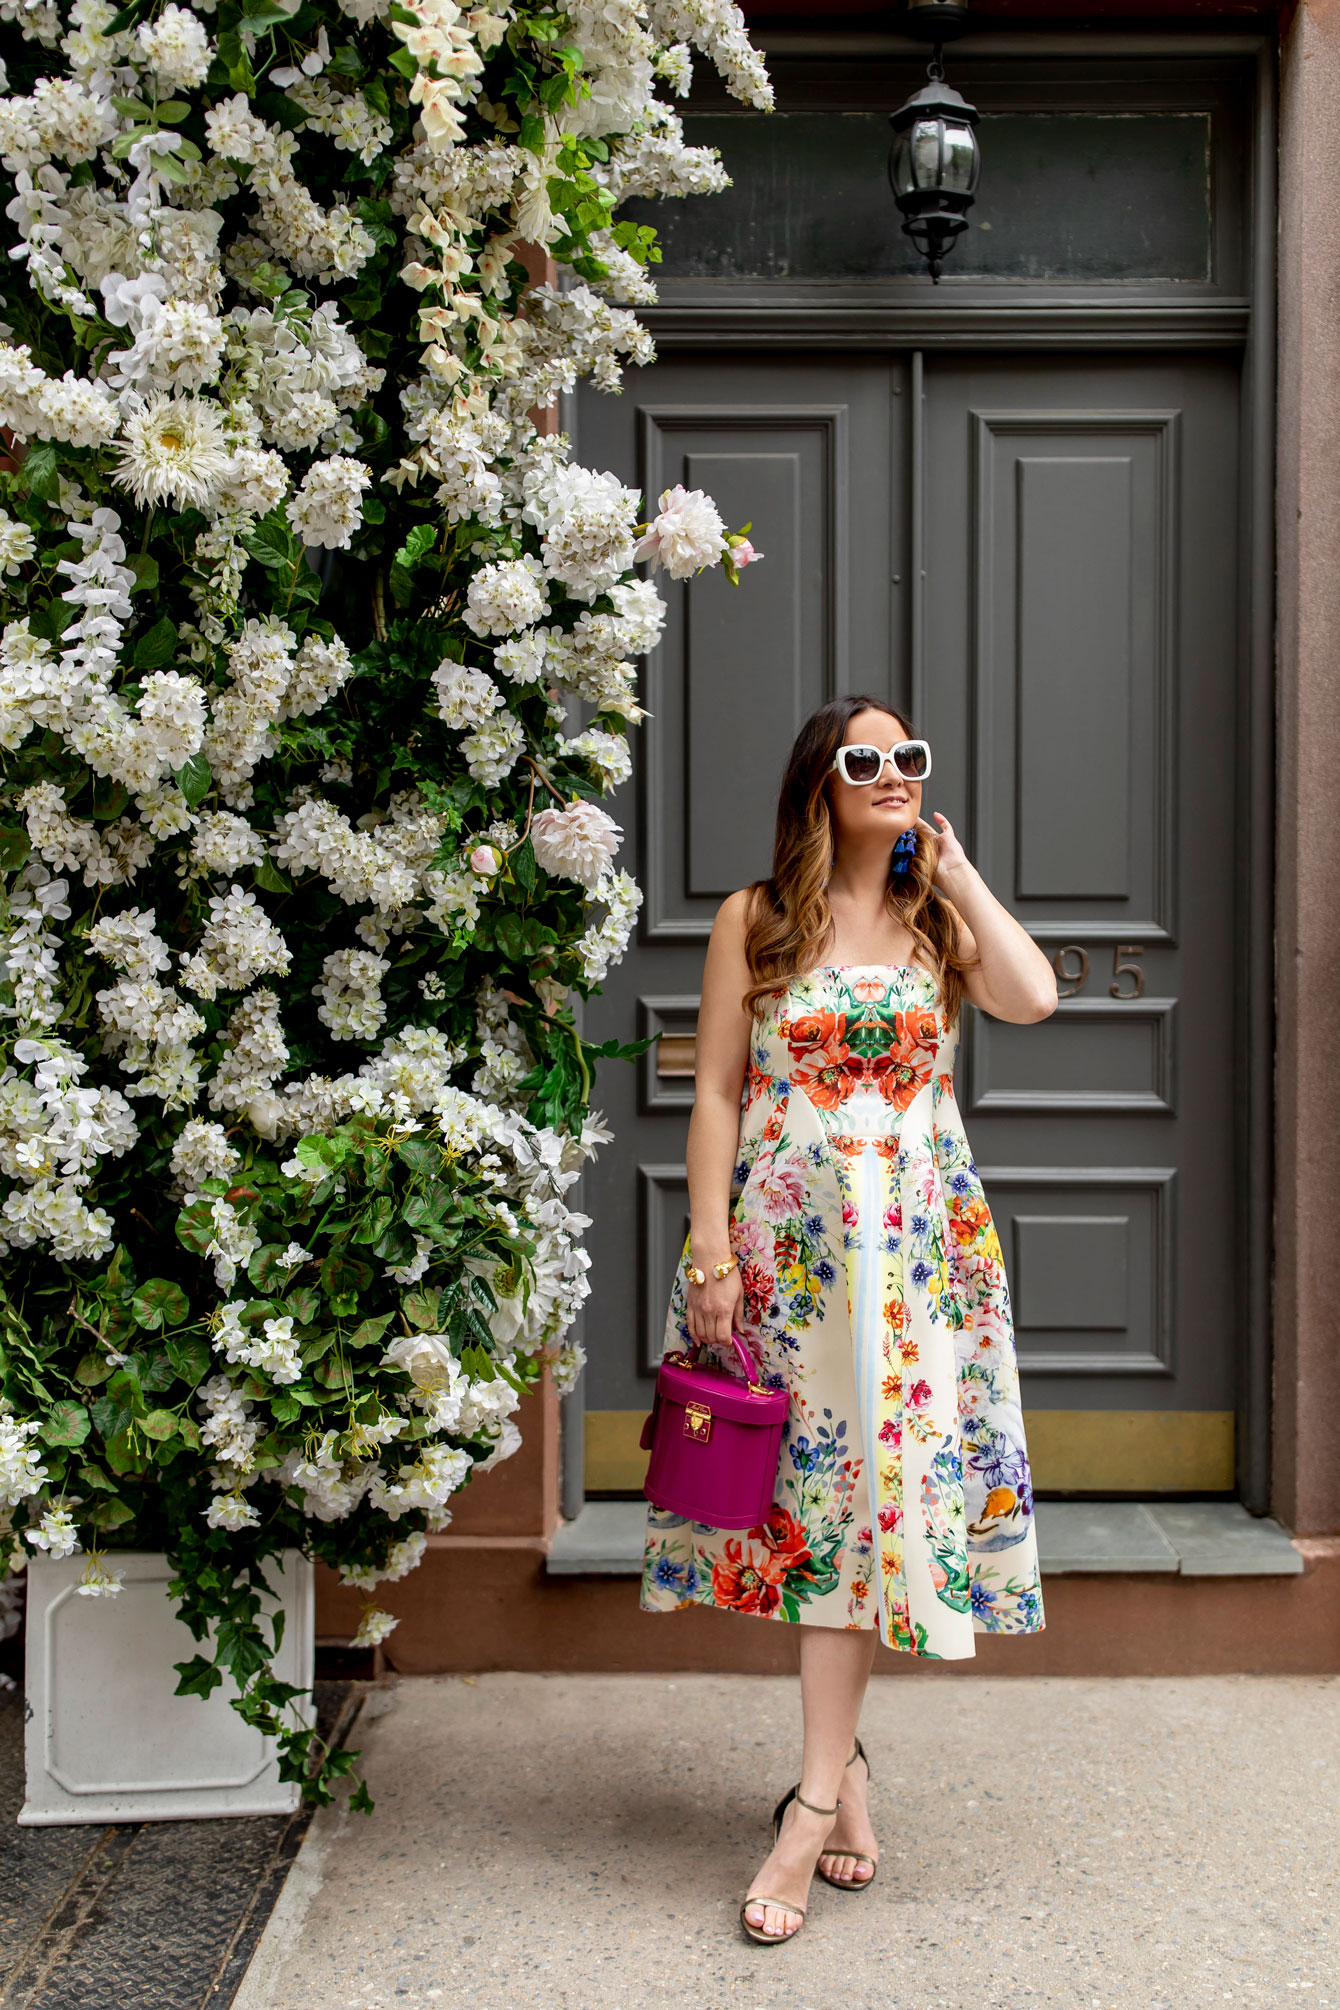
[891,829,918,876]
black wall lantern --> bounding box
[889,0,982,282]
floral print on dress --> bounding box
[641,963,1045,1660]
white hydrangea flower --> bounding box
[188,811,267,878]
[286,455,372,549]
[0,512,36,575]
[493,630,547,685]
[432,659,502,729]
[464,555,549,637]
[350,1604,400,1648]
[138,4,213,89]
[460,709,525,785]
[557,727,632,790]
[314,947,390,1041]
[534,463,640,601]
[170,1118,241,1190]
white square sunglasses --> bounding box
[831,738,932,786]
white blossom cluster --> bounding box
[0,0,768,1589]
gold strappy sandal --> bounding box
[739,1786,840,1946]
[816,1736,879,1892]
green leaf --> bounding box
[90,777,131,822]
[174,752,211,809]
[131,1278,190,1330]
[164,1330,210,1385]
[176,1197,216,1256]
[139,1408,178,1441]
[286,1285,320,1324]
[510,836,537,894]
[348,1781,376,1815]
[255,89,312,133]
[399,1287,442,1333]
[135,617,178,671]
[22,441,61,500]
[253,853,290,894]
[393,523,436,572]
[352,1195,395,1246]
[127,552,159,594]
[106,1244,136,1296]
[347,1312,394,1349]
[87,1495,135,1530]
[74,1350,113,1387]
[174,1653,224,1699]
[320,1252,373,1299]
[242,513,299,572]
[248,1243,296,1292]
[104,0,150,33]
[42,1399,91,1448]
[0,827,30,871]
[104,1427,149,1476]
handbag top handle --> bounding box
[687,1330,763,1387]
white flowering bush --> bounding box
[0,0,767,1806]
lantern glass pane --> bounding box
[889,127,918,197]
[908,116,945,192]
[939,119,981,194]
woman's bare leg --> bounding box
[741,1628,879,1939]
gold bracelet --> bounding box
[686,1253,737,1285]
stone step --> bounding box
[546,1497,1305,1577]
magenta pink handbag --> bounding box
[640,1331,789,1529]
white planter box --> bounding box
[20,1549,314,1826]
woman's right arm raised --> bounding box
[684,888,755,1348]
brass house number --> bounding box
[1051,944,1146,999]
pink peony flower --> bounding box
[634,484,726,579]
[530,801,622,891]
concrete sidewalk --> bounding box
[233,1671,1338,2010]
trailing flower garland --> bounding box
[0,0,767,1805]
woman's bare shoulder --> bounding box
[710,885,764,943]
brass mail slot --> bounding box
[683,1401,712,1442]
[657,1034,698,1078]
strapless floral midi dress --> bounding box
[640,962,1045,1659]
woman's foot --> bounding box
[817,1742,879,1887]
[741,1793,838,1941]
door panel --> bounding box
[576,354,906,1441]
[920,354,1239,1435]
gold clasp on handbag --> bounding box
[683,1401,712,1442]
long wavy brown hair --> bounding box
[741,694,980,1025]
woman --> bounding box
[639,694,1057,1945]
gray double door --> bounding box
[574,345,1245,1497]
